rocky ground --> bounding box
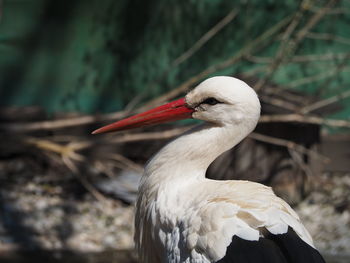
[0,157,349,259]
[295,173,350,254]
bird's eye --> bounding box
[201,97,221,105]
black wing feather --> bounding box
[216,228,325,263]
[267,228,325,263]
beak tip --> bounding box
[91,129,100,135]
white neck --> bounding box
[142,121,255,189]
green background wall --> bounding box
[0,0,349,122]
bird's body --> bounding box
[93,76,325,263]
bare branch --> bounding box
[0,111,128,132]
[109,126,192,144]
[286,66,350,89]
[246,52,350,63]
[249,132,329,162]
[109,153,143,173]
[288,148,314,179]
[300,89,350,114]
[259,114,350,128]
[259,95,299,111]
[73,172,108,203]
[171,9,238,68]
[308,6,350,15]
[306,32,350,45]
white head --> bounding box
[92,76,260,135]
[186,76,261,131]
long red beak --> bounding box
[92,98,194,134]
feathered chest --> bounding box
[135,180,315,263]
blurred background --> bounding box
[0,0,350,262]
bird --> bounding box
[92,76,325,263]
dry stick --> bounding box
[109,127,328,163]
[109,126,192,144]
[73,171,108,203]
[171,9,238,68]
[292,52,350,62]
[259,95,299,111]
[309,6,350,15]
[1,110,128,132]
[300,89,350,114]
[305,32,350,45]
[107,127,327,163]
[288,148,314,180]
[245,55,273,64]
[259,114,350,128]
[25,137,91,161]
[246,52,350,63]
[262,86,307,104]
[286,66,350,88]
[139,14,294,112]
[249,132,329,162]
[240,65,268,77]
[109,153,143,173]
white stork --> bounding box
[93,76,325,263]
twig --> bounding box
[300,89,350,114]
[245,55,272,64]
[308,6,350,15]
[246,52,350,63]
[239,65,267,77]
[105,127,330,164]
[109,153,143,173]
[305,32,350,45]
[259,114,350,128]
[109,126,192,143]
[259,95,299,111]
[288,148,314,180]
[262,86,307,104]
[286,66,350,88]
[249,132,329,162]
[0,111,128,132]
[171,9,238,68]
[73,172,108,203]
[292,52,350,62]
[25,137,91,161]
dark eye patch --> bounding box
[201,97,221,106]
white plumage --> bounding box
[93,76,324,263]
